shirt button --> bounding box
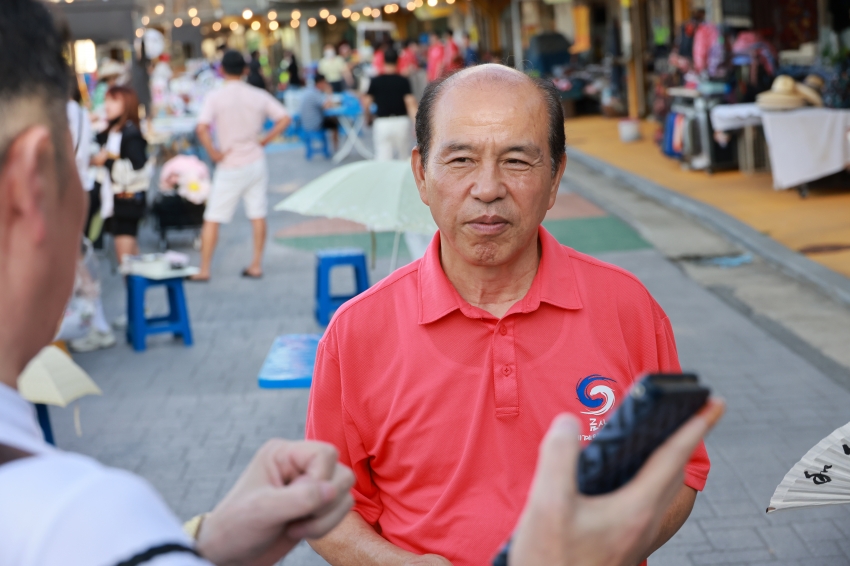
[499,325,508,336]
[502,366,512,375]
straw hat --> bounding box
[804,74,825,91]
[757,75,805,110]
[795,82,823,107]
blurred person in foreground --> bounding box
[426,31,444,82]
[0,4,724,564]
[191,50,291,281]
[363,48,418,161]
[307,64,711,566]
[0,2,353,565]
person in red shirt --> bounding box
[398,39,420,77]
[306,64,710,566]
[442,29,462,74]
[426,31,444,82]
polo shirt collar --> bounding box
[417,226,583,325]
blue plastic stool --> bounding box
[302,129,331,160]
[315,249,369,326]
[126,275,194,352]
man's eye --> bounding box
[505,159,529,166]
[452,157,471,163]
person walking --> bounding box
[246,50,267,90]
[363,48,418,161]
[191,50,291,281]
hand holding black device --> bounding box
[493,372,710,566]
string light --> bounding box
[230,21,239,30]
[415,0,424,6]
[384,4,392,13]
[291,19,300,28]
[268,10,277,20]
[351,12,360,21]
[269,20,279,30]
[446,0,455,4]
[327,14,337,24]
[251,20,261,30]
[212,21,221,31]
[242,9,252,19]
[342,8,351,17]
[363,6,371,15]
[192,16,200,25]
[291,10,301,19]
[427,0,437,6]
[174,17,183,27]
[142,15,150,25]
[319,8,329,18]
[407,2,415,10]
[371,8,380,17]
[308,17,317,27]
[135,28,144,38]
[188,7,197,17]
[154,4,164,14]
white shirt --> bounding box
[0,383,210,566]
[67,100,93,191]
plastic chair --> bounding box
[302,129,332,160]
[315,249,369,326]
[126,275,193,352]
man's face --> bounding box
[413,74,564,268]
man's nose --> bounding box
[469,161,507,204]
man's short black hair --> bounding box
[315,73,328,85]
[384,48,399,65]
[415,66,566,176]
[0,0,70,164]
[222,50,247,76]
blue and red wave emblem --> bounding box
[576,374,617,416]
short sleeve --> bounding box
[306,337,384,524]
[367,78,378,97]
[197,93,215,125]
[401,77,412,96]
[656,312,711,492]
[264,91,289,122]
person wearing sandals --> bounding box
[191,50,291,281]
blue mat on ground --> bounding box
[258,334,321,389]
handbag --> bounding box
[111,158,153,194]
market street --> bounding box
[43,145,850,565]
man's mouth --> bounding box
[467,215,510,235]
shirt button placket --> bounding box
[493,319,519,417]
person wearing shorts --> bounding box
[192,50,291,281]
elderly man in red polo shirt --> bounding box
[306,64,710,566]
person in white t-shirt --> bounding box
[0,2,724,566]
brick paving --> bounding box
[48,147,850,565]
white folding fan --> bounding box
[767,422,850,512]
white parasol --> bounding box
[767,421,850,512]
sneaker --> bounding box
[70,329,117,353]
[112,315,128,330]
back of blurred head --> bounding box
[222,50,247,77]
[0,0,86,389]
[384,48,399,66]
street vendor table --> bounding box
[761,108,850,190]
[326,94,373,163]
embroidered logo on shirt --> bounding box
[576,374,617,416]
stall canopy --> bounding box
[56,0,142,43]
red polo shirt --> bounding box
[306,227,710,566]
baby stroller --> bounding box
[153,154,210,250]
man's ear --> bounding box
[411,146,429,206]
[547,152,568,210]
[0,126,55,245]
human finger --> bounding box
[625,398,725,506]
[531,414,582,504]
[272,440,340,483]
[285,492,354,540]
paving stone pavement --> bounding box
[49,148,850,565]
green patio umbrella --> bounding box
[274,160,438,268]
